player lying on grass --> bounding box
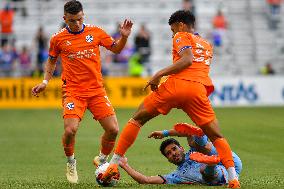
[119,123,242,185]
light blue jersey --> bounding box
[161,136,242,185]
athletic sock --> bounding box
[100,137,115,156]
[62,136,75,157]
[213,138,238,181]
[67,154,75,164]
[227,167,238,181]
[109,154,122,165]
[113,118,141,159]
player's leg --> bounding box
[62,92,86,183]
[93,115,119,167]
[201,120,240,188]
[112,102,160,160]
[63,116,80,184]
[181,81,240,188]
[88,95,118,167]
[101,102,159,181]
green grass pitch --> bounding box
[0,107,284,189]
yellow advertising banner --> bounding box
[0,77,151,108]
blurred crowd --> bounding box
[0,0,282,78]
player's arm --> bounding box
[31,56,57,97]
[148,129,188,139]
[119,157,164,184]
[110,19,133,54]
[145,48,193,91]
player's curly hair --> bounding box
[168,10,195,28]
[160,138,181,157]
[64,0,83,15]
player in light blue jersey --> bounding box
[119,123,242,186]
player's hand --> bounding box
[120,19,133,37]
[119,157,128,168]
[148,131,164,139]
[31,83,47,97]
[144,74,162,91]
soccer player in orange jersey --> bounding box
[31,0,133,184]
[103,10,240,188]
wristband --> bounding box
[42,80,49,85]
[162,130,169,137]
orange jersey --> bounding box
[49,24,115,97]
[170,32,213,87]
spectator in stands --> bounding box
[0,3,15,47]
[0,43,17,77]
[266,0,283,30]
[182,0,195,15]
[34,26,48,75]
[212,10,227,30]
[211,10,228,54]
[134,23,151,75]
[18,45,32,77]
[267,0,282,15]
[260,62,275,75]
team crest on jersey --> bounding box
[66,102,75,110]
[86,35,93,43]
[176,37,181,43]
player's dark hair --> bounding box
[64,0,83,15]
[160,138,181,157]
[168,10,195,28]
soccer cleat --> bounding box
[173,123,204,137]
[93,155,108,168]
[101,164,119,182]
[227,179,240,188]
[190,152,220,165]
[66,160,78,184]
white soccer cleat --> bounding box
[93,155,108,168]
[66,160,78,184]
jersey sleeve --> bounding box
[49,35,60,58]
[173,32,192,54]
[161,171,182,184]
[98,28,116,50]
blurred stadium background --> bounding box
[0,0,284,188]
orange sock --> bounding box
[62,136,75,157]
[100,137,115,155]
[114,119,141,156]
[213,138,235,169]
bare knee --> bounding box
[200,119,223,142]
[132,108,158,126]
[64,126,77,137]
[105,124,119,136]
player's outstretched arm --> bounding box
[119,157,164,184]
[110,19,133,54]
[31,56,57,97]
[148,129,188,139]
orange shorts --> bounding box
[62,90,115,120]
[144,78,215,126]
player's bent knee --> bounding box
[64,126,77,137]
[106,126,119,136]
